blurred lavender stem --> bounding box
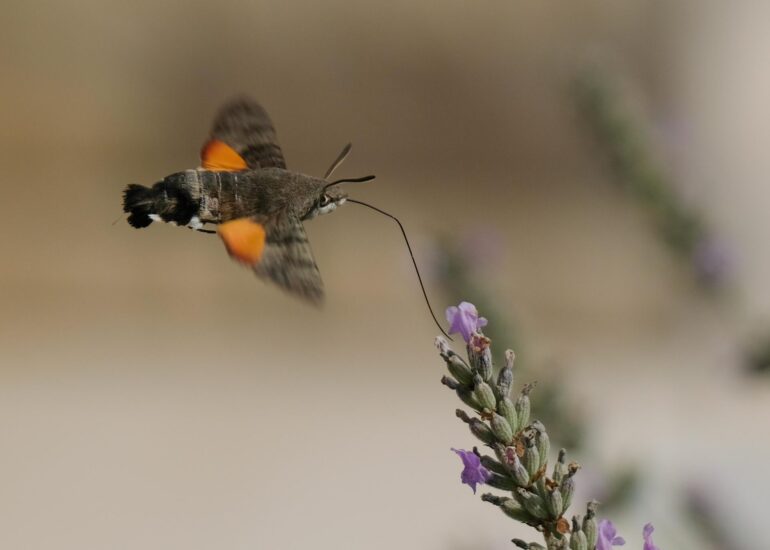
[573,69,770,378]
[746,336,770,375]
[572,68,730,289]
[684,485,747,550]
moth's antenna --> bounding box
[323,175,376,192]
[324,143,353,179]
[346,198,452,341]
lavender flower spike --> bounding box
[642,523,660,550]
[451,448,492,494]
[596,519,626,550]
[445,302,488,343]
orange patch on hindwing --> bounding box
[218,218,266,265]
[201,139,248,171]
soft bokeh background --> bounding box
[1,1,769,549]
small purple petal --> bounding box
[597,520,625,549]
[445,302,487,343]
[457,302,476,314]
[643,523,660,550]
[599,519,617,539]
[445,306,459,324]
[451,448,491,494]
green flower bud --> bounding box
[490,413,514,444]
[510,452,530,487]
[570,531,588,550]
[552,449,567,484]
[468,335,493,380]
[486,473,517,491]
[473,375,497,411]
[480,454,508,477]
[497,397,519,434]
[570,517,588,550]
[482,493,530,522]
[583,501,599,549]
[445,352,474,385]
[531,420,550,471]
[456,409,495,444]
[523,436,541,478]
[440,376,460,390]
[516,488,549,520]
[547,488,564,519]
[456,409,472,422]
[491,442,508,464]
[501,499,531,522]
[516,383,535,429]
[505,349,516,368]
[480,493,507,506]
[496,349,515,397]
[561,477,575,512]
[456,386,481,411]
[469,418,496,444]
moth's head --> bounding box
[304,187,348,220]
[302,175,375,220]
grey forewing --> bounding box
[209,98,286,170]
[253,212,325,304]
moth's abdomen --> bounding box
[122,172,199,229]
[193,168,288,222]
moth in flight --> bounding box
[122,98,450,337]
[123,97,373,304]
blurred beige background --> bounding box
[1,1,769,549]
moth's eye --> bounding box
[319,194,332,207]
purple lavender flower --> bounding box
[445,302,488,343]
[692,236,731,287]
[451,448,491,494]
[643,523,660,550]
[596,519,626,550]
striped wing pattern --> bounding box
[253,211,324,304]
[209,98,286,169]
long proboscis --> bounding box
[347,198,452,341]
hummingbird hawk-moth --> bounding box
[122,97,451,338]
[122,97,375,304]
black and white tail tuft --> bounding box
[122,184,156,228]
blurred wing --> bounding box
[202,97,286,170]
[218,212,324,304]
[255,212,324,304]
